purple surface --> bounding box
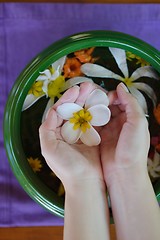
[1,3,160,227]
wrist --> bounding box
[65,178,106,196]
[105,162,150,191]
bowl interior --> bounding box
[4,31,160,216]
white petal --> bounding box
[80,125,101,146]
[61,121,81,144]
[41,98,55,123]
[155,166,160,172]
[62,77,93,91]
[88,105,111,126]
[57,103,82,120]
[130,66,159,81]
[85,89,109,109]
[39,69,51,79]
[52,56,66,73]
[36,75,48,81]
[133,82,157,107]
[50,69,60,81]
[147,158,153,167]
[129,86,148,114]
[109,47,129,78]
[22,94,44,111]
[42,79,49,96]
[81,63,122,80]
[153,151,160,167]
[150,170,160,178]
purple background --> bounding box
[1,3,160,227]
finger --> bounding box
[116,83,145,119]
[108,90,120,105]
[53,85,80,109]
[39,109,58,157]
[75,82,97,106]
[39,108,57,134]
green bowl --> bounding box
[3,30,160,217]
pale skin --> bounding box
[39,82,160,240]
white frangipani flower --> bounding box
[22,56,93,121]
[57,89,111,146]
[148,151,160,178]
[23,56,67,111]
[81,47,159,113]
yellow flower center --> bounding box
[28,81,44,97]
[69,109,92,133]
[123,77,133,87]
[48,75,65,98]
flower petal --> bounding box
[80,125,101,146]
[109,47,129,78]
[150,170,160,178]
[88,104,111,126]
[50,69,60,81]
[41,98,55,123]
[52,56,66,74]
[61,121,81,144]
[22,94,44,111]
[133,82,157,107]
[155,166,160,172]
[81,63,122,80]
[57,103,82,120]
[130,66,159,81]
[62,76,93,91]
[153,151,160,167]
[36,75,48,81]
[39,69,51,79]
[85,89,109,109]
[147,158,153,167]
[128,86,148,113]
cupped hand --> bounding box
[39,82,103,190]
[100,83,150,183]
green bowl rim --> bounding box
[3,30,160,216]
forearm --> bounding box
[64,179,110,240]
[107,165,160,240]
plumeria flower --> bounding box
[148,151,160,178]
[57,89,111,146]
[23,56,93,121]
[81,47,159,113]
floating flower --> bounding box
[23,56,67,111]
[74,47,95,63]
[126,51,150,67]
[28,157,42,173]
[81,47,159,113]
[57,89,111,146]
[23,56,93,121]
[147,151,160,178]
[63,57,83,78]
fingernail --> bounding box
[119,82,129,93]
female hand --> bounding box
[100,82,150,184]
[39,82,103,190]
